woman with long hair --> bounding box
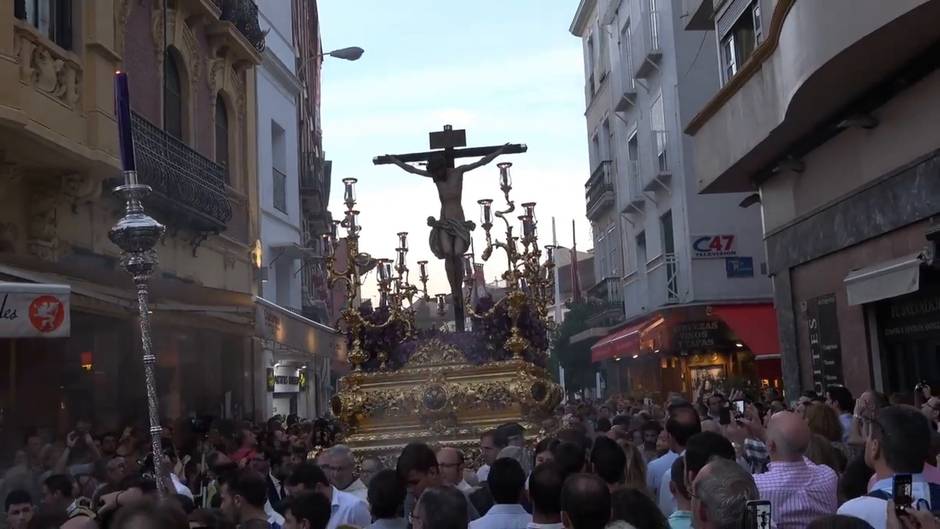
[615,440,648,494]
[805,403,853,466]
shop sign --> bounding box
[673,320,724,352]
[0,284,70,338]
[725,257,754,278]
[273,365,301,393]
[878,289,940,341]
[691,234,736,259]
[806,294,844,393]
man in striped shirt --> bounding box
[753,411,838,529]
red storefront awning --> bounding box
[710,303,780,358]
[590,321,645,363]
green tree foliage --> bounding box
[551,300,610,393]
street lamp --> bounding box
[321,46,364,61]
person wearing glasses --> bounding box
[320,446,367,502]
[436,448,473,494]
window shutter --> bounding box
[717,0,754,40]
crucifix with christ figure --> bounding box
[374,125,526,331]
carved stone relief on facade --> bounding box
[27,179,61,262]
[114,0,133,59]
[13,22,82,108]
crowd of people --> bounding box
[2,384,940,529]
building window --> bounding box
[586,34,596,97]
[619,20,634,89]
[164,54,184,140]
[15,0,73,50]
[607,224,619,277]
[272,121,288,214]
[215,95,230,183]
[720,1,762,84]
[722,37,738,80]
[753,3,763,44]
[636,231,647,271]
[660,211,674,255]
[590,132,601,168]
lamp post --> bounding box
[321,46,365,61]
[108,71,168,501]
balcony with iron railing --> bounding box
[585,160,616,220]
[586,276,626,327]
[634,9,664,78]
[213,0,267,52]
[130,111,233,234]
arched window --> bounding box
[215,95,230,183]
[164,53,183,140]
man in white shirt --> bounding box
[320,445,368,502]
[285,463,370,529]
[527,462,564,529]
[477,430,500,483]
[650,405,701,512]
[470,458,531,529]
[838,406,937,529]
[437,447,474,494]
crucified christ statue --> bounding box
[374,125,526,331]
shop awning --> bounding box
[844,251,928,306]
[590,320,645,363]
[710,303,780,358]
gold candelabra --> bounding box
[324,178,423,371]
[469,162,556,358]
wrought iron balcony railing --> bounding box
[218,0,266,52]
[131,111,233,233]
[585,160,615,220]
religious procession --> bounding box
[1,1,940,529]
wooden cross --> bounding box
[373,125,527,167]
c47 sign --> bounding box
[691,234,737,259]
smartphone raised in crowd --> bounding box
[745,500,772,529]
[893,474,914,514]
[719,406,731,425]
[733,399,746,415]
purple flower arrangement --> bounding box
[348,295,549,373]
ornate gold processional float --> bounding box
[324,126,563,459]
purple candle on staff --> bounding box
[114,71,136,174]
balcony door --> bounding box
[164,54,184,140]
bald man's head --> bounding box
[767,411,811,461]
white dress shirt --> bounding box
[457,480,475,494]
[527,523,564,529]
[469,504,532,529]
[476,464,491,482]
[342,478,369,502]
[328,487,372,529]
[266,501,285,527]
[170,473,194,500]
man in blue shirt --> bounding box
[647,405,700,505]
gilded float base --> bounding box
[330,338,562,462]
